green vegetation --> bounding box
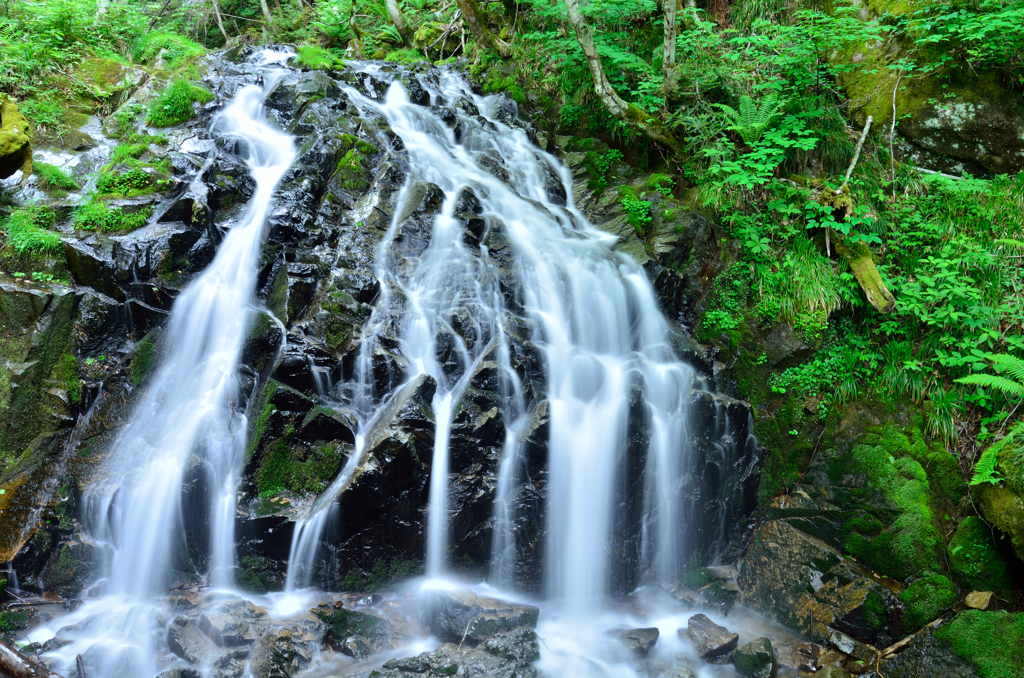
[949,516,1012,594]
[32,162,78,191]
[936,611,1024,678]
[1,206,61,255]
[74,201,151,232]
[899,573,956,632]
[339,557,423,592]
[147,79,214,127]
[296,44,340,70]
[129,336,157,385]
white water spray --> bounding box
[28,56,296,677]
[285,71,697,613]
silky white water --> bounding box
[27,54,297,677]
[285,69,699,615]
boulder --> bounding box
[732,637,777,678]
[198,598,270,647]
[0,95,31,179]
[313,603,395,659]
[425,590,540,643]
[167,619,222,665]
[248,620,322,678]
[681,614,738,659]
[608,627,660,656]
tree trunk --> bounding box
[708,0,727,27]
[662,0,679,103]
[832,236,896,313]
[456,0,512,56]
[259,0,275,27]
[386,0,412,45]
[212,0,230,41]
[563,0,683,152]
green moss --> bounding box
[340,557,423,592]
[256,440,292,497]
[863,589,888,630]
[52,353,80,404]
[33,162,78,191]
[74,201,152,232]
[899,573,956,632]
[334,141,377,192]
[96,166,162,197]
[146,79,214,128]
[949,516,1012,594]
[135,32,204,68]
[936,610,1024,678]
[0,611,28,632]
[129,336,156,385]
[383,49,427,64]
[236,554,284,594]
[680,566,711,589]
[296,45,339,70]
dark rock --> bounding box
[167,618,222,665]
[682,614,738,659]
[247,616,324,678]
[313,603,394,659]
[876,630,981,678]
[762,322,813,369]
[478,627,541,664]
[608,627,660,656]
[383,654,431,672]
[733,637,778,678]
[425,590,540,643]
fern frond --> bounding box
[991,354,1024,385]
[997,238,1024,250]
[970,445,1003,485]
[955,373,1024,398]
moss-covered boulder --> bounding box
[0,95,31,180]
[935,610,1024,678]
[899,573,956,632]
[976,466,1024,566]
[838,1,1024,175]
[948,516,1014,595]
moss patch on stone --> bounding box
[899,573,956,632]
[146,79,214,128]
[74,201,152,232]
[949,516,1013,594]
[936,610,1024,678]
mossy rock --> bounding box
[976,483,1024,564]
[899,573,956,632]
[948,516,1013,594]
[0,95,32,180]
[936,610,1024,678]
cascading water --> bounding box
[26,53,296,676]
[283,70,698,614]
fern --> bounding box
[971,446,1004,486]
[713,92,786,144]
[957,353,1024,485]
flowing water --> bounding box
[283,71,700,615]
[21,55,762,678]
[26,52,297,676]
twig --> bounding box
[913,167,963,181]
[889,71,904,199]
[457,618,474,650]
[838,115,872,194]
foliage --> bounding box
[957,354,1024,485]
[74,201,151,232]
[1,206,61,255]
[32,162,78,191]
[296,44,339,70]
[713,92,786,144]
[134,32,204,68]
[146,79,214,127]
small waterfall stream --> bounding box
[26,52,297,676]
[282,71,699,614]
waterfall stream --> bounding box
[283,71,698,613]
[26,52,297,677]
[20,53,767,678]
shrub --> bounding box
[146,79,214,128]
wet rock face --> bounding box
[370,627,540,678]
[425,590,540,643]
[732,637,778,678]
[8,47,764,610]
[682,614,738,659]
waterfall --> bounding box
[28,53,296,676]
[284,70,697,612]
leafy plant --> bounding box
[32,163,78,191]
[1,206,61,255]
[713,92,786,144]
[957,354,1024,485]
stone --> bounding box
[732,637,777,678]
[877,631,982,678]
[478,627,541,665]
[706,565,737,580]
[0,94,31,180]
[313,603,394,659]
[198,598,270,646]
[248,622,320,678]
[737,518,901,646]
[167,619,222,665]
[965,591,994,610]
[425,590,540,643]
[681,614,738,659]
[608,627,660,656]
